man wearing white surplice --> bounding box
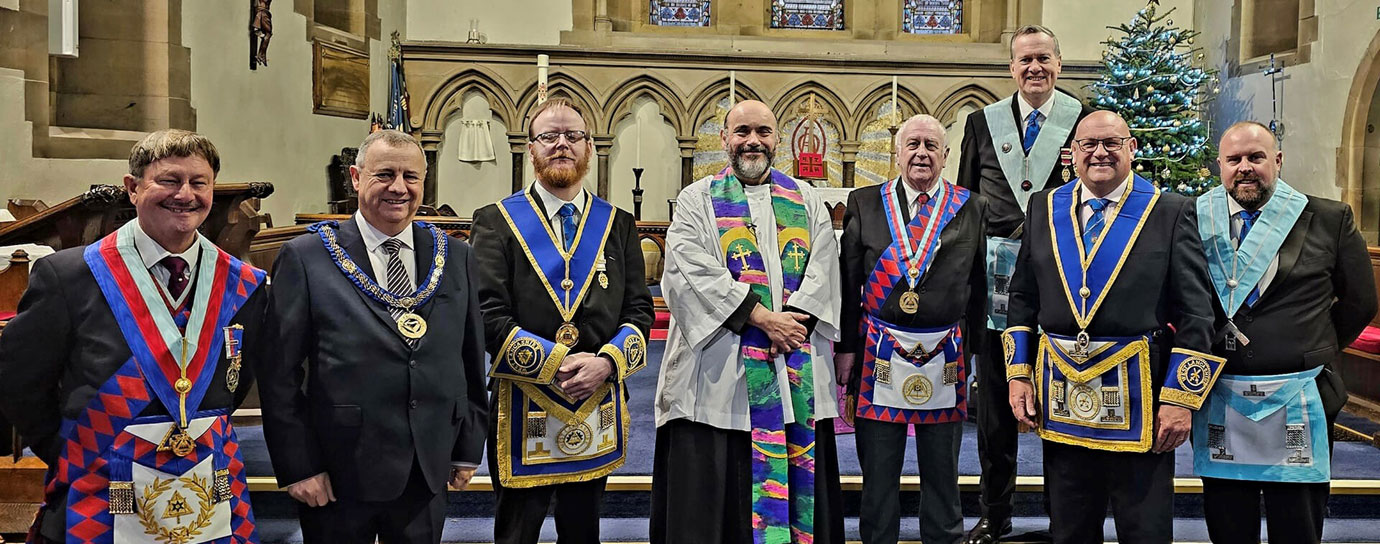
[651,99,844,544]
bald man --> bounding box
[838,114,988,544]
[1193,121,1375,544]
[651,100,844,544]
[1003,111,1221,542]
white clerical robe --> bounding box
[655,173,841,432]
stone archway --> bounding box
[1338,29,1380,241]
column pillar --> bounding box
[678,136,698,188]
[839,140,860,188]
[509,132,529,193]
[594,134,614,199]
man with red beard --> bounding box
[652,99,844,544]
[471,97,653,544]
[1192,121,1374,544]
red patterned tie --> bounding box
[915,193,930,214]
[161,256,189,300]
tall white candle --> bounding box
[636,115,642,167]
[729,70,736,106]
[891,76,899,122]
[537,54,550,104]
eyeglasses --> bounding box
[1073,137,1133,153]
[531,130,589,145]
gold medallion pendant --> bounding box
[899,291,921,314]
[158,425,198,457]
[598,271,609,289]
[226,361,241,393]
[397,312,428,339]
[902,374,934,406]
[556,322,580,347]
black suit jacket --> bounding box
[837,184,989,363]
[1206,196,1377,415]
[0,245,265,539]
[258,219,489,501]
[1007,185,1217,401]
[957,92,1096,238]
[470,189,654,371]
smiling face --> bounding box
[721,100,778,184]
[1073,111,1136,195]
[1009,32,1062,106]
[895,115,948,191]
[1218,123,1282,210]
[123,154,215,253]
[352,139,426,236]
[528,104,593,190]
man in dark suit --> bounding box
[0,130,267,543]
[1193,121,1376,544]
[954,24,1095,543]
[1004,111,1223,543]
[470,98,653,544]
[258,129,489,544]
[838,114,987,544]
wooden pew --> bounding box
[1338,246,1380,418]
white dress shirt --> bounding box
[1078,175,1131,230]
[1227,195,1280,296]
[1017,92,1056,133]
[896,178,942,219]
[532,181,589,245]
[354,213,416,291]
[130,221,201,309]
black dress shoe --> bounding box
[965,516,1013,544]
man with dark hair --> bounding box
[1193,121,1376,544]
[956,24,1096,544]
[0,129,268,543]
[471,97,653,544]
[258,129,489,544]
[1004,111,1222,543]
[652,99,844,544]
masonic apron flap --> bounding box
[1037,333,1155,452]
[1193,368,1330,483]
[495,379,627,488]
[109,415,237,543]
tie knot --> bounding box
[915,193,930,210]
[1027,110,1042,124]
[382,238,404,256]
[1240,210,1261,223]
[160,256,188,277]
[558,203,577,218]
[1088,198,1110,213]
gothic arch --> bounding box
[686,77,765,134]
[773,81,852,140]
[602,75,688,136]
[1338,28,1380,219]
[419,67,519,139]
[513,72,605,136]
[852,83,931,138]
[933,83,1001,126]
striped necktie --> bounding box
[382,238,417,346]
[1083,198,1110,248]
[557,203,578,251]
[1023,110,1043,153]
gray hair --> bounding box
[356,129,424,167]
[128,129,221,178]
[1010,24,1061,59]
[894,114,947,151]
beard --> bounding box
[534,152,591,189]
[1227,176,1275,210]
[729,144,774,182]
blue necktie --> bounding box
[557,203,578,251]
[1239,210,1262,307]
[1023,110,1043,153]
[1083,198,1110,248]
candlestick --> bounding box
[632,167,646,220]
[729,70,736,106]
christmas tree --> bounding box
[1090,0,1220,196]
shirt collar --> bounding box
[898,178,943,208]
[1079,173,1132,207]
[354,212,414,253]
[1227,193,1247,217]
[532,180,588,223]
[1017,92,1056,124]
[130,220,200,272]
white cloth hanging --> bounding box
[456,119,496,162]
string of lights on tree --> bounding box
[1089,0,1221,196]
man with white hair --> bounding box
[838,114,987,544]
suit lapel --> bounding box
[338,219,407,341]
[1261,209,1311,307]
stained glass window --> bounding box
[650,1,711,27]
[770,0,845,31]
[902,0,962,35]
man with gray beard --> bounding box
[651,99,844,544]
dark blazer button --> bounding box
[409,360,418,368]
[410,400,419,409]
[1245,350,1254,358]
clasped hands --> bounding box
[1008,378,1192,453]
[749,304,811,357]
[556,352,614,400]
